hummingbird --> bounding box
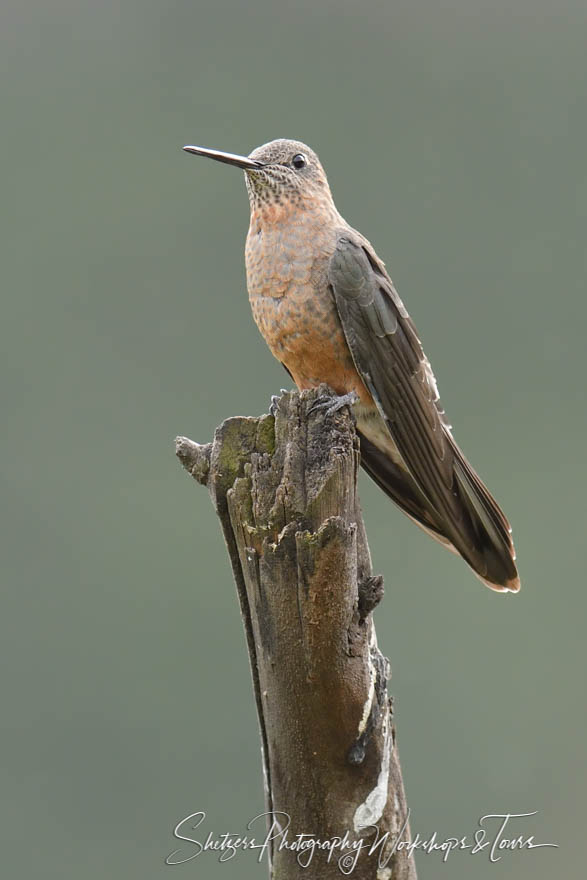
[183,139,520,593]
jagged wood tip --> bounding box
[175,436,212,485]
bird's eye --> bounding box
[291,153,307,170]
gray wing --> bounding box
[328,235,519,591]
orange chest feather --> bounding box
[244,215,368,399]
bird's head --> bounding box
[183,138,335,216]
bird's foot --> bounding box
[308,390,359,418]
[269,389,290,417]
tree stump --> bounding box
[176,386,416,879]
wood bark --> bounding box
[176,385,417,879]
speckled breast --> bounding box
[245,207,365,396]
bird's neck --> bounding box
[248,194,341,233]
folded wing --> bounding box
[328,235,519,592]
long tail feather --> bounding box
[358,430,520,593]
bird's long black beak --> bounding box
[183,145,263,170]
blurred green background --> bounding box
[1,0,584,877]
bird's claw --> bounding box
[269,389,290,417]
[308,390,359,417]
